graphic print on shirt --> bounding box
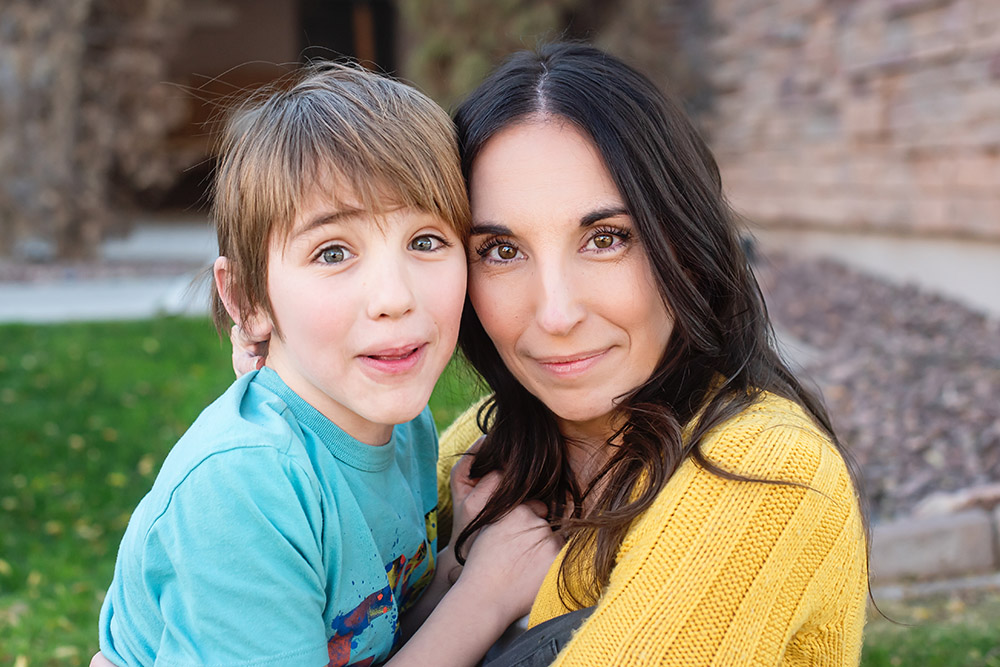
[386,508,437,614]
[327,583,393,666]
[325,507,439,666]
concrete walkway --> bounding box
[0,221,217,323]
[751,227,1000,320]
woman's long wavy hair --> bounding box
[452,42,867,607]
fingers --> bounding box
[235,316,273,344]
[449,436,486,499]
[449,454,475,499]
[230,324,270,378]
[524,499,548,519]
[90,651,116,667]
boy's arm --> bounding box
[401,442,497,639]
[436,398,489,545]
[104,448,330,667]
[389,503,561,667]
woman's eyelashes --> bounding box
[473,226,633,265]
[474,236,521,264]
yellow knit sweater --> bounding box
[437,392,867,666]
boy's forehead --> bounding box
[281,172,399,226]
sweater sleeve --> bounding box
[537,398,868,667]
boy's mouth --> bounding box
[358,344,427,376]
[365,345,421,361]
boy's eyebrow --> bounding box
[294,208,365,237]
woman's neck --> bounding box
[556,413,620,497]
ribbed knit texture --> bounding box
[438,393,867,666]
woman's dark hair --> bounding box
[452,42,866,607]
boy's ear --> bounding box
[213,256,272,340]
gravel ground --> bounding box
[757,253,1000,521]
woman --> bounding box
[438,42,868,666]
[231,42,868,665]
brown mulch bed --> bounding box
[757,253,1000,521]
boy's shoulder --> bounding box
[167,371,306,469]
[141,372,315,512]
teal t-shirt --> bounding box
[99,367,439,667]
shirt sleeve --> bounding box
[140,446,332,667]
[541,406,868,667]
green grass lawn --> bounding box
[2,317,998,665]
[863,589,1000,667]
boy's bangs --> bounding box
[276,140,462,237]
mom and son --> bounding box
[95,43,868,667]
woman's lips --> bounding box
[358,343,427,375]
[533,349,609,378]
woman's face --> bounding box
[467,119,673,440]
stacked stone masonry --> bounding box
[871,509,1000,583]
[708,0,1000,239]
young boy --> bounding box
[97,63,557,667]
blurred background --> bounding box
[1,0,999,664]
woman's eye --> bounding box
[585,229,630,252]
[319,245,353,264]
[495,244,518,260]
[410,235,444,252]
[474,237,522,263]
[593,233,614,249]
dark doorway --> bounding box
[299,0,397,72]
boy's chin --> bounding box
[365,389,435,427]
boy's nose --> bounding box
[365,259,416,319]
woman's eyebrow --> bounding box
[580,206,629,227]
[469,222,513,236]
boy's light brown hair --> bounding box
[211,61,470,335]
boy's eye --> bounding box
[409,235,446,252]
[319,245,352,264]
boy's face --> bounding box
[262,185,467,445]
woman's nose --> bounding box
[534,264,586,336]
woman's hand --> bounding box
[230,321,271,377]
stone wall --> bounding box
[707,0,1000,239]
[0,0,185,259]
